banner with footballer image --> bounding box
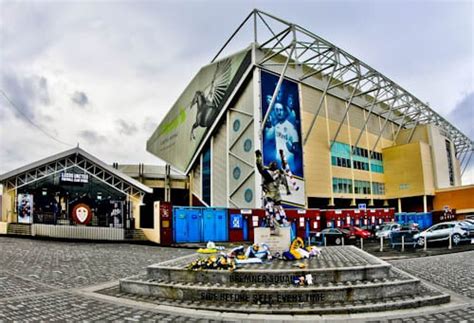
[260,70,305,206]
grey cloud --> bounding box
[78,130,107,144]
[0,71,50,120]
[142,117,158,133]
[116,119,138,136]
[448,92,474,140]
[71,91,89,106]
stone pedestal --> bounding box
[253,226,291,253]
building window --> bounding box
[233,166,241,180]
[243,139,252,152]
[331,156,351,168]
[372,182,385,195]
[332,177,353,194]
[445,139,455,186]
[332,141,383,173]
[202,142,211,205]
[353,160,369,171]
[244,188,253,203]
[354,180,371,195]
[233,119,241,132]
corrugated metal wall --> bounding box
[32,224,124,240]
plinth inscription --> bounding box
[199,291,325,304]
[230,273,297,284]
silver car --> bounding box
[375,223,400,239]
[413,222,469,246]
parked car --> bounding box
[458,221,474,238]
[413,222,469,246]
[341,225,372,239]
[375,223,401,239]
[312,228,353,245]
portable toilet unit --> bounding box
[173,207,202,243]
[202,208,228,242]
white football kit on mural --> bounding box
[275,120,298,163]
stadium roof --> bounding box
[0,147,152,199]
[213,9,473,175]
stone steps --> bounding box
[110,281,449,314]
[7,223,32,236]
[124,229,147,241]
[121,270,419,304]
[117,246,451,314]
[147,264,392,285]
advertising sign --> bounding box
[260,70,305,206]
[147,50,251,173]
[110,201,123,228]
[17,194,33,224]
[60,172,88,183]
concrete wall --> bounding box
[383,141,434,198]
[427,125,461,188]
[141,201,161,243]
[1,189,15,223]
[300,83,394,202]
[433,185,474,212]
[0,222,7,234]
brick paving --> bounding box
[390,251,474,299]
[0,236,473,322]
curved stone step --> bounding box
[147,246,392,285]
[121,273,419,305]
[106,282,450,315]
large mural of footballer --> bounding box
[260,70,305,207]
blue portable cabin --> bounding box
[173,206,229,243]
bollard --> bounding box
[449,233,452,250]
[324,236,327,247]
[424,236,427,251]
[360,237,364,250]
[342,237,345,246]
[380,236,383,252]
[401,235,405,252]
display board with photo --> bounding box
[17,194,34,224]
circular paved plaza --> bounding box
[0,236,473,322]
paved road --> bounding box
[0,236,473,322]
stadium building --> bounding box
[1,10,472,242]
[147,9,473,213]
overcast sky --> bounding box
[0,0,473,184]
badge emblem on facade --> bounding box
[72,203,92,225]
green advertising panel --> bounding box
[147,50,251,173]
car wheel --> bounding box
[417,237,425,247]
[335,237,342,245]
[452,233,461,245]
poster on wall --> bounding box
[17,194,33,224]
[146,50,251,173]
[260,70,305,206]
[110,201,123,228]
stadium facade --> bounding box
[147,10,473,213]
[1,10,472,242]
